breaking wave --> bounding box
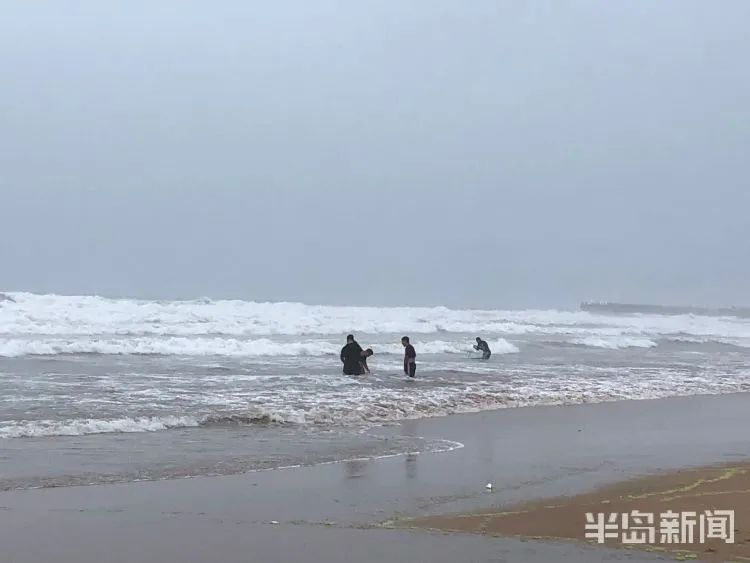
[572,337,658,350]
[4,369,750,439]
[2,292,749,340]
[0,416,201,439]
[0,410,309,438]
[0,338,340,358]
[667,336,750,349]
[3,292,749,357]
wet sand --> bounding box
[0,393,748,562]
[404,464,750,562]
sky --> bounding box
[1,0,748,309]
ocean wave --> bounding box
[2,292,749,340]
[423,338,520,355]
[0,337,341,358]
[200,410,307,425]
[4,372,749,439]
[572,337,658,350]
[0,408,314,438]
[373,338,519,356]
[0,415,201,439]
[667,336,750,349]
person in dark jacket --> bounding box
[341,334,364,375]
[474,337,492,360]
[401,336,416,378]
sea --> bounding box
[1,292,749,491]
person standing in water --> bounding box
[360,348,374,374]
[341,334,364,375]
[401,336,416,377]
[474,337,492,360]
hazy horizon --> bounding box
[3,288,750,313]
[2,1,748,309]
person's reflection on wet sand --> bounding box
[405,453,418,479]
[344,459,369,479]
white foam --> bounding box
[2,292,749,340]
[0,337,341,358]
[420,338,520,355]
[0,416,200,439]
[668,336,750,348]
[369,338,520,356]
[4,368,748,439]
[4,292,748,360]
[573,337,658,350]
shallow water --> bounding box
[1,292,749,489]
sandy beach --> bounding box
[0,393,747,562]
[405,464,749,561]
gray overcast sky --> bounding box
[1,1,748,308]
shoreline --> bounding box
[3,389,746,493]
[0,393,748,562]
